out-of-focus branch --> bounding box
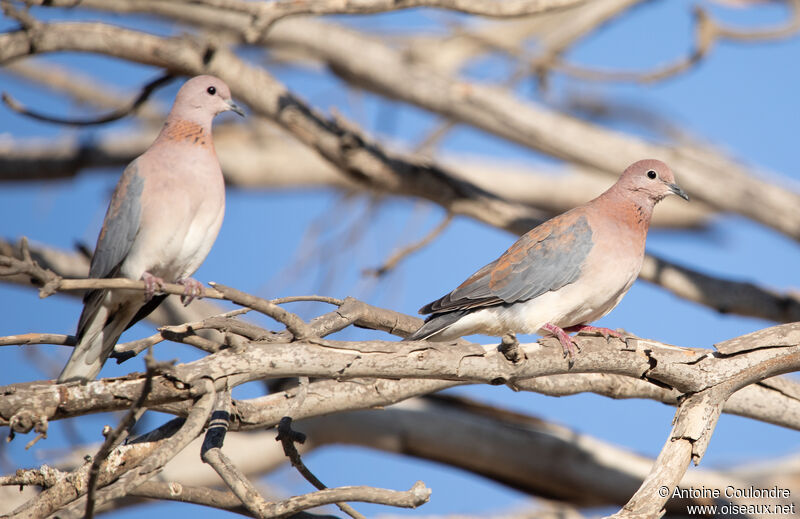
[540,0,800,83]
[296,396,772,514]
[264,18,800,242]
[0,127,712,228]
[0,17,546,233]
[2,61,166,121]
[364,212,454,277]
[404,0,642,80]
[1,73,175,126]
[640,254,800,323]
[27,0,590,40]
[526,0,646,69]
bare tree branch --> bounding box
[0,128,713,228]
[277,417,367,519]
[538,0,800,84]
[262,18,800,241]
[27,0,590,40]
[4,250,800,434]
[53,381,217,519]
[364,212,454,277]
[2,60,166,121]
[84,353,162,519]
[295,396,768,513]
[4,385,214,519]
[1,73,175,126]
[4,309,800,433]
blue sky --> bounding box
[1,1,800,517]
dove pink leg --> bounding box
[141,271,166,302]
[178,277,204,306]
[542,323,577,359]
[563,324,622,340]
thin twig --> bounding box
[84,350,168,519]
[414,120,457,156]
[0,333,75,347]
[277,417,366,519]
[537,0,800,84]
[0,0,40,30]
[364,212,454,277]
[209,282,313,340]
[270,295,344,306]
[1,73,175,126]
[113,308,252,360]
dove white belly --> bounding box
[120,168,225,282]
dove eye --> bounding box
[206,86,216,95]
[646,170,657,179]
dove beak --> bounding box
[226,99,245,117]
[668,182,689,201]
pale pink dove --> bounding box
[407,160,689,358]
[58,75,244,383]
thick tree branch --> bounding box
[4,313,800,435]
[84,354,162,519]
[51,381,216,519]
[3,254,800,434]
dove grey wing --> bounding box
[422,214,594,314]
[419,260,501,314]
[88,161,144,280]
[77,162,145,340]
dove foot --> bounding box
[564,324,621,341]
[141,271,166,302]
[178,277,204,306]
[498,333,525,364]
[542,323,578,361]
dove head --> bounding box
[614,159,689,205]
[169,75,244,126]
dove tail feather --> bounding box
[405,310,469,341]
[58,296,137,383]
[57,340,109,383]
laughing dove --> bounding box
[407,159,688,357]
[58,75,244,383]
